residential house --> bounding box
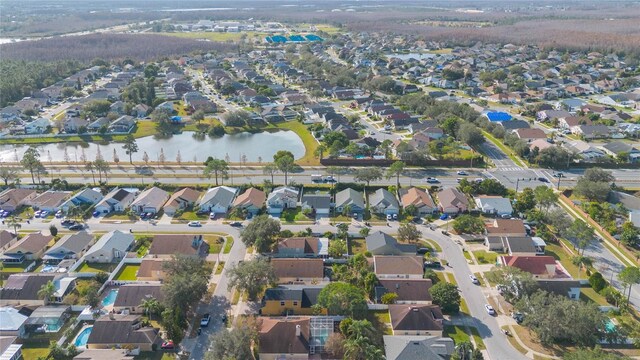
[258,317,310,360]
[0,189,37,212]
[388,304,444,336]
[0,308,28,338]
[136,259,169,282]
[162,188,201,216]
[132,104,150,118]
[197,186,238,215]
[94,188,137,214]
[537,280,581,300]
[383,335,455,360]
[499,255,571,279]
[232,187,266,216]
[24,305,70,335]
[563,140,606,162]
[60,188,103,212]
[86,315,162,352]
[498,119,530,131]
[63,117,89,133]
[600,141,640,162]
[474,196,513,216]
[572,124,610,139]
[0,231,17,252]
[375,279,433,304]
[271,258,325,284]
[374,256,424,279]
[366,232,417,255]
[113,284,164,314]
[108,116,136,133]
[1,232,53,264]
[334,188,365,216]
[130,187,169,214]
[486,236,544,256]
[558,116,591,130]
[25,118,51,134]
[400,187,437,215]
[31,191,72,212]
[437,188,469,214]
[608,191,640,211]
[83,230,134,263]
[484,219,527,250]
[43,231,95,264]
[261,285,326,316]
[528,139,554,152]
[369,189,400,216]
[147,234,209,258]
[0,273,74,306]
[274,237,329,258]
[267,186,299,215]
[71,349,132,360]
[300,193,331,217]
[513,128,547,142]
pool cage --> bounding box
[309,317,334,354]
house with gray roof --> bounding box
[383,336,454,360]
[0,307,28,338]
[113,284,164,314]
[474,196,513,216]
[0,273,73,306]
[94,188,137,214]
[369,189,400,215]
[335,188,365,215]
[197,186,238,214]
[83,230,134,263]
[366,231,416,255]
[130,187,169,214]
[60,188,103,212]
[43,231,95,264]
[87,314,162,352]
[301,193,331,216]
[267,186,299,215]
[600,141,640,162]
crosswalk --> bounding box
[495,167,525,172]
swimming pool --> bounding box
[101,289,118,306]
[605,319,617,332]
[74,326,93,347]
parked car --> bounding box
[485,304,496,315]
[200,313,211,327]
[40,211,50,218]
[457,171,467,176]
[553,172,563,178]
[209,212,216,220]
[161,341,175,350]
[392,214,398,220]
[61,219,75,227]
[55,211,63,218]
[417,247,430,255]
[34,210,42,218]
[229,221,243,228]
[538,177,549,183]
[352,213,359,219]
[68,223,84,230]
[512,312,524,323]
[92,211,100,217]
[469,275,480,285]
[424,261,442,269]
[188,221,202,227]
[386,214,392,221]
[500,214,512,219]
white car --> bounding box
[188,221,202,227]
[457,171,467,176]
[386,214,393,221]
[469,275,480,285]
[485,304,496,315]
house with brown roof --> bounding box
[86,314,162,352]
[30,191,72,212]
[0,273,74,306]
[374,256,424,279]
[0,230,17,252]
[388,304,444,336]
[484,219,528,251]
[1,232,53,264]
[400,187,437,215]
[513,128,547,142]
[72,349,132,360]
[498,256,571,279]
[232,187,266,216]
[258,317,310,360]
[274,237,329,258]
[437,188,468,214]
[113,284,164,314]
[0,189,37,212]
[147,234,209,258]
[162,188,201,216]
[375,279,433,304]
[136,259,169,282]
[271,258,325,284]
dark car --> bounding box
[229,221,243,228]
[424,261,442,269]
[68,223,84,230]
[417,247,430,255]
[441,231,450,236]
[538,177,549,183]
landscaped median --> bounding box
[481,130,527,168]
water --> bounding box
[101,289,118,306]
[385,52,437,61]
[605,319,616,332]
[74,326,93,347]
[0,130,305,163]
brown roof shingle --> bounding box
[374,256,424,276]
[259,317,310,355]
[277,237,319,255]
[232,187,266,208]
[147,234,209,256]
[389,304,444,332]
[271,258,324,279]
[378,279,433,302]
[401,187,435,209]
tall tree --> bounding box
[4,216,21,236]
[239,214,281,253]
[205,318,258,360]
[514,187,536,214]
[262,163,278,184]
[566,219,595,255]
[314,144,327,160]
[398,223,421,243]
[38,280,56,305]
[203,158,229,186]
[354,167,383,192]
[93,159,110,184]
[386,161,405,189]
[0,165,18,186]
[429,282,461,313]
[21,146,42,184]
[275,154,295,186]
[227,258,277,301]
[85,162,96,185]
[533,186,557,214]
[452,341,484,360]
[317,282,368,319]
[619,267,640,304]
[122,135,139,164]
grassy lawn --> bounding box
[443,325,471,345]
[134,352,176,360]
[580,287,609,305]
[421,239,442,253]
[207,236,226,254]
[215,262,225,275]
[231,290,240,305]
[223,237,234,254]
[77,262,118,273]
[163,31,265,42]
[0,262,33,273]
[280,207,311,223]
[463,250,473,261]
[472,250,499,264]
[504,326,529,355]
[174,210,208,221]
[115,264,140,281]
[470,327,486,350]
[104,212,137,221]
[367,310,393,335]
[274,121,319,165]
[544,243,581,279]
[132,121,157,138]
[21,344,49,360]
[348,238,367,255]
[434,271,447,284]
[459,299,470,314]
[481,130,526,167]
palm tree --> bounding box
[263,163,278,184]
[5,216,21,235]
[85,162,96,185]
[343,336,384,360]
[572,255,594,277]
[140,296,161,320]
[314,144,327,160]
[38,280,56,305]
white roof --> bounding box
[0,307,28,331]
[84,230,134,259]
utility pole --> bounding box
[556,173,564,190]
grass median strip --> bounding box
[482,130,527,168]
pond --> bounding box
[0,130,305,163]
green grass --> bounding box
[544,243,581,279]
[21,344,49,359]
[223,237,234,254]
[463,250,472,261]
[481,130,527,167]
[460,298,470,314]
[348,238,367,255]
[580,287,609,305]
[371,310,391,324]
[470,327,486,350]
[215,262,225,275]
[443,325,471,345]
[421,239,442,252]
[174,210,208,221]
[0,262,32,273]
[274,121,319,165]
[207,236,225,254]
[77,262,118,273]
[472,250,499,264]
[104,212,137,220]
[281,207,312,223]
[435,272,447,284]
[115,264,140,281]
[231,290,240,305]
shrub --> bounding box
[381,292,398,304]
[589,272,607,292]
[364,251,372,258]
